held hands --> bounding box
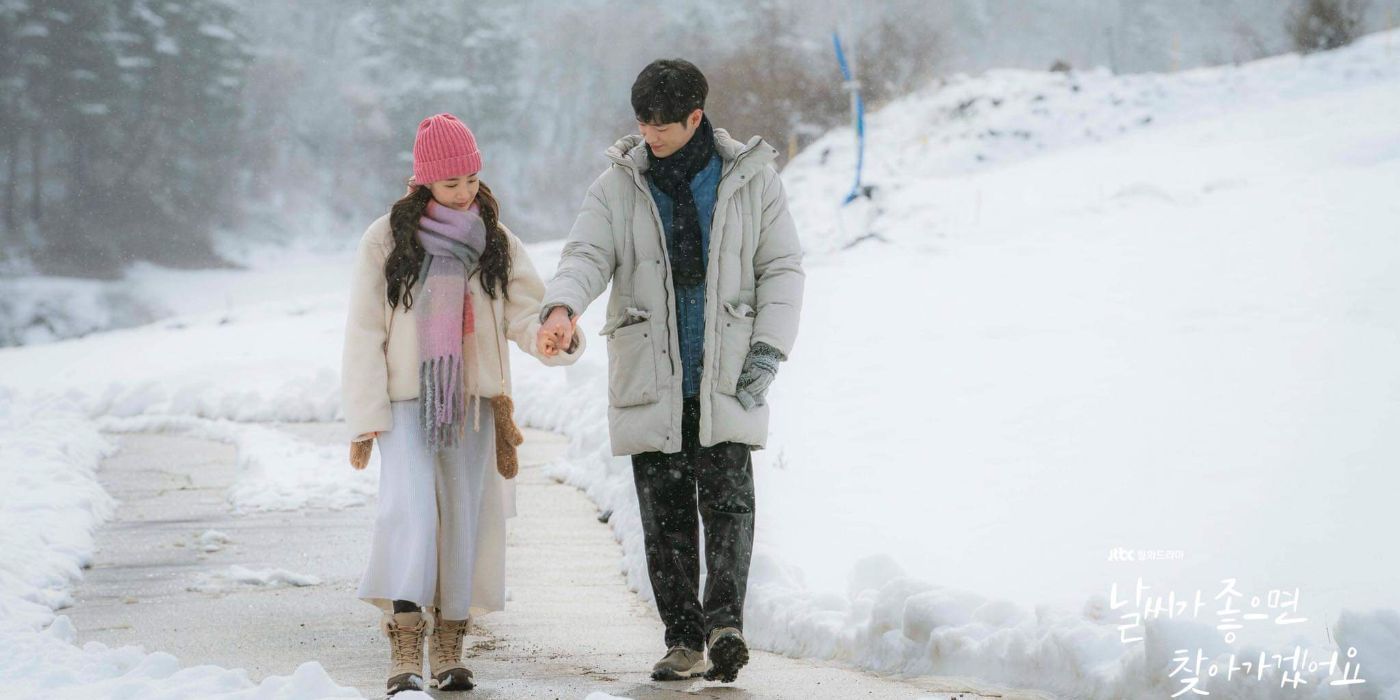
[353,306,576,471]
[536,305,579,357]
[736,342,784,411]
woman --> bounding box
[340,112,582,695]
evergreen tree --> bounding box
[1,0,250,276]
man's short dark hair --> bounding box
[631,58,708,125]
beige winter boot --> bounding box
[381,610,432,695]
[427,608,474,690]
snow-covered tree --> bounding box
[0,0,250,275]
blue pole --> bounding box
[832,30,865,205]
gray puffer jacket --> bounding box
[542,127,805,456]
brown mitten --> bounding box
[489,395,525,479]
[349,438,373,470]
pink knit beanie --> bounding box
[412,113,482,185]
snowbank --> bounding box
[98,414,378,512]
[0,276,159,347]
[0,395,359,698]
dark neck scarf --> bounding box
[647,114,716,287]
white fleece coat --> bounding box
[341,215,584,444]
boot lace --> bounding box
[389,619,424,670]
[432,618,470,668]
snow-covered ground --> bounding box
[1,29,1398,700]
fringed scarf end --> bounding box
[419,353,467,451]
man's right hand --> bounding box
[537,305,575,357]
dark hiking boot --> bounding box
[703,627,749,683]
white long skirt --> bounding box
[357,396,514,621]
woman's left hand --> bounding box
[538,312,579,357]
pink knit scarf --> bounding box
[414,199,486,449]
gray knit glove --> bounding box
[736,341,784,410]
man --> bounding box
[534,58,804,683]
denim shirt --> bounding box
[647,153,722,398]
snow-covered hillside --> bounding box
[540,28,1400,699]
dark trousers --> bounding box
[630,396,756,651]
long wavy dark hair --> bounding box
[385,179,512,311]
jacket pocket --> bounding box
[716,301,756,396]
[598,306,651,337]
[607,319,660,408]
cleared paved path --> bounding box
[68,422,1049,699]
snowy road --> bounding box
[65,422,1044,699]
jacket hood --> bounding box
[606,126,778,180]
